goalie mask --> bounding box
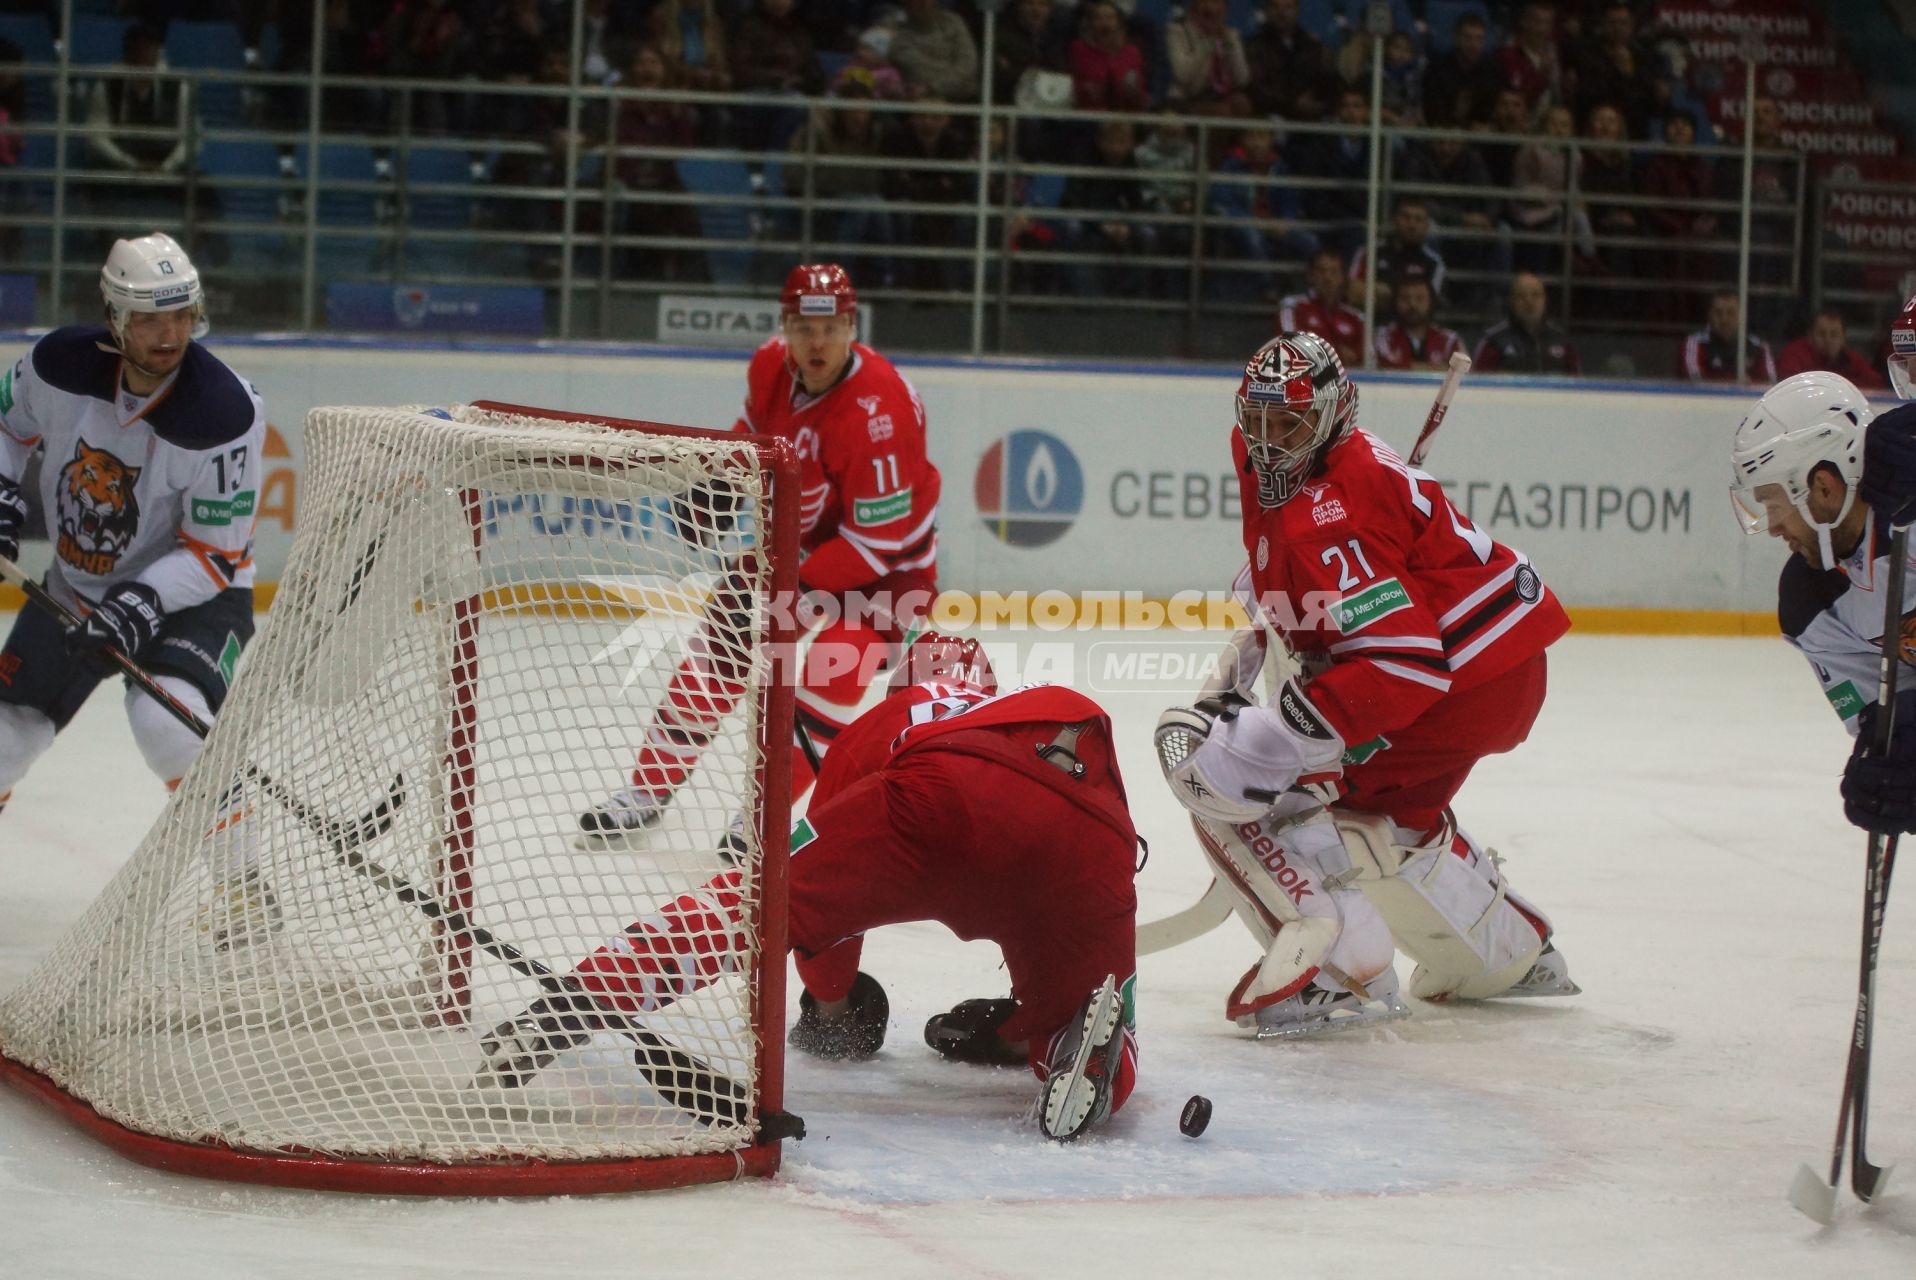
[888,629,996,696]
[101,231,208,345]
[1236,333,1358,508]
[1730,371,1872,570]
[1889,293,1915,400]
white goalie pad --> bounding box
[1332,814,1552,999]
[1189,806,1395,1019]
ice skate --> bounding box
[1244,967,1410,1040]
[1411,941,1581,1002]
[470,992,604,1089]
[197,870,282,953]
[1039,974,1127,1141]
[575,785,672,848]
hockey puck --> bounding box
[1179,1094,1213,1138]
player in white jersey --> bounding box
[0,233,266,838]
[1729,370,1916,831]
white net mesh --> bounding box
[0,404,789,1177]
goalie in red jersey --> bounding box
[1156,332,1581,1039]
[489,633,1141,1142]
[582,263,941,837]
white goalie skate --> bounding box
[1243,967,1410,1040]
[1410,941,1582,1002]
[575,786,672,849]
[196,870,282,953]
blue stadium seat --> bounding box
[198,138,285,224]
[400,147,473,230]
[1297,0,1340,41]
[1024,172,1066,209]
[296,142,389,275]
[69,14,126,65]
[165,20,246,69]
[676,157,755,285]
[0,13,57,63]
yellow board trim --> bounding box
[0,583,1779,636]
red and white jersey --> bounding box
[1373,322,1465,371]
[1277,292,1366,369]
[735,338,939,593]
[813,681,1114,807]
[1232,427,1569,746]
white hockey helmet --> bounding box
[1730,371,1873,569]
[100,231,208,341]
[1888,292,1915,400]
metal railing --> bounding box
[0,51,1822,372]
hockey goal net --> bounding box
[0,401,800,1194]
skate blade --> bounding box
[1252,997,1410,1041]
[1042,978,1122,1141]
[1788,1162,1837,1225]
[571,828,652,854]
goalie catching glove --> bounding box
[1156,682,1344,825]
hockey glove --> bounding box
[0,474,26,564]
[1841,688,1916,835]
[68,581,165,674]
[670,479,742,551]
[1861,405,1916,528]
[1157,682,1345,826]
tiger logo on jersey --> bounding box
[56,440,143,577]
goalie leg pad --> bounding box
[1193,810,1396,1020]
[1341,817,1563,1000]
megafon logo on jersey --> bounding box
[975,430,1083,548]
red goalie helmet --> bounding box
[1236,331,1358,507]
[780,263,857,320]
[887,629,997,696]
[1889,293,1915,400]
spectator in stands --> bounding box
[1279,248,1365,369]
[1480,85,1533,195]
[731,0,823,152]
[890,0,979,103]
[0,37,20,261]
[1638,108,1718,303]
[1497,1,1562,120]
[1134,118,1197,288]
[1776,309,1888,389]
[1164,0,1250,119]
[1379,31,1424,127]
[1064,118,1155,296]
[881,100,973,291]
[613,42,702,282]
[787,81,894,287]
[1741,94,1798,331]
[1067,0,1150,114]
[1424,12,1504,130]
[494,45,586,270]
[82,22,223,252]
[1210,125,1319,298]
[481,0,558,79]
[1510,103,1594,272]
[1398,124,1494,237]
[1579,102,1636,276]
[1296,88,1372,254]
[386,0,473,133]
[1374,274,1465,371]
[1474,272,1580,375]
[577,0,647,85]
[1244,0,1334,123]
[994,0,1072,106]
[651,0,733,93]
[833,28,907,100]
[1680,290,1777,384]
[1568,2,1656,137]
[1350,197,1448,311]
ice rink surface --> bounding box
[3,624,1914,1279]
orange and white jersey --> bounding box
[1233,427,1569,747]
[735,338,939,594]
[0,325,264,613]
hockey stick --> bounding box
[1790,521,1908,1224]
[1138,358,1474,955]
[1407,349,1472,470]
[0,555,752,1128]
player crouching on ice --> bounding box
[1157,332,1579,1039]
[479,633,1142,1142]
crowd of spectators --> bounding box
[0,0,1898,377]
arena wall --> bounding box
[0,335,1785,632]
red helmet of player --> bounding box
[780,263,857,321]
[888,630,996,696]
[1888,293,1915,400]
[1236,331,1359,507]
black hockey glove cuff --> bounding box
[0,474,26,564]
[1841,689,1916,836]
[68,581,165,674]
